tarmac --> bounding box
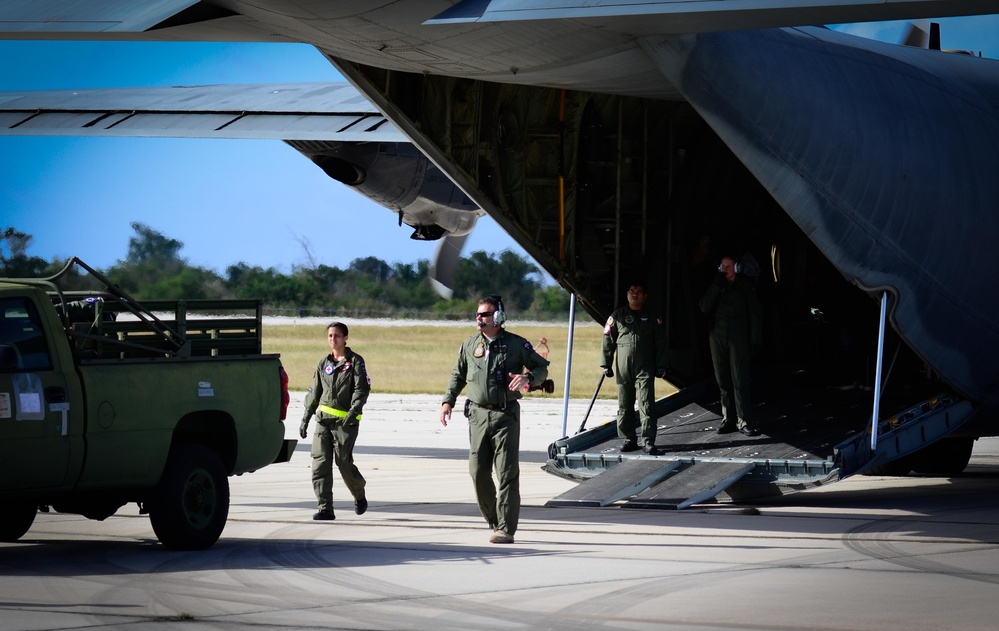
[3,392,999,630]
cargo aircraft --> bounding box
[3,1,999,505]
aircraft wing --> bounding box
[0,83,404,141]
[0,81,481,293]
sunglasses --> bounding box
[476,311,495,319]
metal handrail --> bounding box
[871,291,888,451]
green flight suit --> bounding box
[699,274,762,429]
[601,306,668,445]
[302,348,371,512]
[442,329,550,536]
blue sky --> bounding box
[2,15,998,275]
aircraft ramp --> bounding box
[544,371,976,508]
[547,458,755,510]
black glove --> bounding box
[528,379,556,394]
[655,368,667,379]
[299,417,309,440]
[602,367,613,378]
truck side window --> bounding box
[0,298,52,371]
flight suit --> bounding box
[601,306,668,445]
[442,329,550,536]
[699,274,762,430]
[302,348,371,513]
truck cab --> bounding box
[0,291,85,495]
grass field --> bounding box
[265,322,619,399]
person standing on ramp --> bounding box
[601,281,669,455]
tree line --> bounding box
[1,224,570,319]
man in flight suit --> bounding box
[699,256,763,437]
[601,282,669,455]
[439,295,551,544]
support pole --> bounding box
[871,291,888,451]
[578,374,605,434]
[561,293,576,438]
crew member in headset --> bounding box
[439,295,550,544]
[699,256,763,436]
[600,280,669,455]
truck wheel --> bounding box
[149,445,229,550]
[0,502,37,542]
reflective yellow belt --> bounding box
[318,404,361,421]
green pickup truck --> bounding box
[0,259,295,550]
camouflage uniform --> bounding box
[442,330,550,536]
[699,275,762,430]
[601,306,668,445]
[302,348,371,513]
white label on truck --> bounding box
[50,402,70,436]
[0,392,10,418]
[11,373,45,421]
[198,387,215,397]
[19,392,41,414]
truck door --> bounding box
[0,296,78,492]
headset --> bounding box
[487,294,507,327]
[718,259,742,274]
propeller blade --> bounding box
[901,21,929,48]
[900,20,940,51]
[429,232,469,299]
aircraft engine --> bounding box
[293,140,483,239]
[289,139,485,295]
[313,154,365,185]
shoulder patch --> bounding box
[603,316,614,335]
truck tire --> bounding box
[149,445,229,551]
[0,502,37,542]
